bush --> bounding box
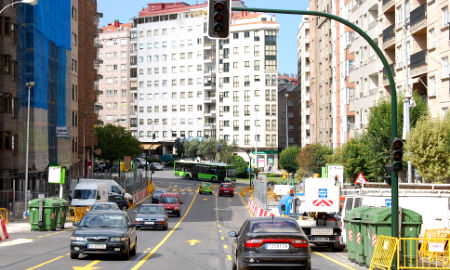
[232,155,249,178]
[265,173,281,178]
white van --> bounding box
[70,182,109,207]
[341,189,450,243]
[78,178,132,199]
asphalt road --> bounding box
[0,169,367,270]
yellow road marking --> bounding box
[224,244,228,249]
[238,193,253,217]
[221,236,224,240]
[217,224,221,228]
[130,191,199,270]
[37,236,44,238]
[219,230,222,233]
[227,255,232,261]
[72,260,101,270]
[26,255,66,270]
[203,198,208,201]
[314,252,356,270]
[186,239,202,246]
[46,234,52,236]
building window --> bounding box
[428,76,436,97]
[233,32,239,39]
[443,57,449,78]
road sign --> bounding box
[385,198,392,207]
[354,172,367,184]
[247,168,251,173]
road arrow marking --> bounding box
[73,260,101,270]
[186,239,202,246]
[203,198,208,201]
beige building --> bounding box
[298,16,312,147]
[70,0,79,174]
[97,21,133,130]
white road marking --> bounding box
[0,238,33,247]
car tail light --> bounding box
[245,239,264,248]
[290,239,308,248]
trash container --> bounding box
[349,206,374,265]
[29,198,60,231]
[53,198,68,229]
[363,207,422,267]
[344,209,356,261]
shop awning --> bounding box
[141,143,162,150]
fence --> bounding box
[253,174,267,210]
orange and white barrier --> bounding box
[0,219,9,241]
[247,198,273,217]
[132,188,148,204]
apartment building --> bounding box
[278,75,300,150]
[70,0,79,175]
[130,2,279,170]
[97,20,133,130]
[298,16,311,147]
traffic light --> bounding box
[384,166,392,186]
[391,138,404,172]
[208,0,231,39]
[255,169,259,178]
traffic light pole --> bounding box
[230,6,399,240]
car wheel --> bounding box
[123,241,130,260]
[70,252,78,259]
[130,239,137,256]
[236,256,243,270]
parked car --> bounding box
[198,182,213,195]
[150,162,164,171]
[70,210,137,260]
[159,192,182,217]
[91,202,120,211]
[133,204,168,230]
[151,188,167,203]
[133,158,147,169]
[108,194,129,210]
[229,216,311,270]
[219,182,234,197]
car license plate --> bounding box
[145,222,154,225]
[166,210,172,213]
[315,236,329,241]
[88,244,106,249]
[266,243,289,250]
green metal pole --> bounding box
[232,6,399,238]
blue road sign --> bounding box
[385,198,392,207]
[247,168,251,173]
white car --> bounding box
[150,162,164,171]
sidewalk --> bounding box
[5,221,74,234]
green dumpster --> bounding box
[344,209,356,261]
[29,198,60,231]
[362,207,422,267]
[349,206,374,265]
[53,198,68,229]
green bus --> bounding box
[174,161,237,182]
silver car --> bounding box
[150,162,164,171]
[133,204,168,230]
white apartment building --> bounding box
[131,2,279,170]
[218,12,280,171]
[298,16,311,147]
[97,21,133,130]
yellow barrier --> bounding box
[400,236,450,269]
[369,235,399,270]
[67,206,91,223]
[0,208,8,224]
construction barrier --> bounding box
[399,236,449,269]
[369,235,399,270]
[247,198,272,217]
[0,208,7,224]
[67,206,91,223]
[0,218,9,241]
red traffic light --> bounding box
[214,2,225,11]
[391,139,403,150]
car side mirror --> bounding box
[228,231,238,237]
[72,221,79,227]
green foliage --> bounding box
[216,141,237,163]
[232,155,249,178]
[197,138,218,161]
[183,139,200,159]
[405,114,450,182]
[279,145,301,174]
[174,138,185,158]
[341,137,370,182]
[297,144,332,176]
[94,124,142,163]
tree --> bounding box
[341,137,370,182]
[216,141,237,164]
[232,155,249,178]
[198,138,218,161]
[279,145,301,174]
[95,124,142,165]
[405,114,450,182]
[174,138,185,158]
[183,139,200,159]
[297,144,332,176]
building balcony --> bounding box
[204,96,215,103]
[304,93,311,101]
[130,114,138,119]
[304,107,311,115]
[410,50,427,77]
[94,37,103,48]
[303,80,310,87]
[410,4,426,34]
[382,63,395,86]
[382,0,394,13]
[204,111,216,117]
[382,24,395,49]
[304,121,311,130]
[204,81,216,89]
[94,58,103,69]
[130,87,138,93]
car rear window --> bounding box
[161,196,179,203]
[250,220,300,233]
[139,206,164,214]
[201,183,210,187]
[222,184,232,188]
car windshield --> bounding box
[250,220,300,233]
[74,189,96,199]
[161,196,178,203]
[138,206,164,214]
[79,213,126,228]
[92,204,117,210]
[222,184,232,188]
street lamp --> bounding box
[24,81,34,216]
[285,93,289,148]
[82,111,88,178]
[0,0,38,15]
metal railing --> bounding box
[410,4,426,27]
[383,24,395,43]
[410,50,426,69]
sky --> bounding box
[97,0,309,76]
